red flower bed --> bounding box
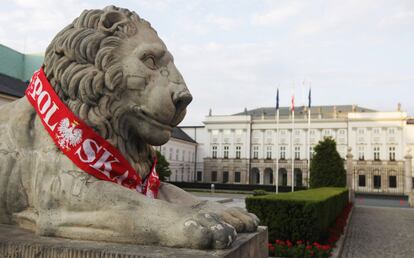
[268,203,353,257]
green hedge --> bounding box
[246,187,348,243]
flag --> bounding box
[308,88,311,108]
[276,89,279,110]
[291,94,295,112]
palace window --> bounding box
[235,146,241,159]
[373,175,381,189]
[223,146,229,159]
[339,129,346,135]
[389,176,397,188]
[388,128,396,135]
[389,146,396,161]
[295,130,301,136]
[358,146,365,161]
[323,129,332,136]
[266,146,272,159]
[280,146,286,160]
[253,146,259,159]
[175,149,179,160]
[211,171,217,182]
[309,146,314,159]
[295,146,300,160]
[373,128,380,134]
[234,172,241,183]
[169,148,173,160]
[359,175,366,187]
[182,150,185,161]
[223,171,229,183]
[357,128,366,135]
[196,171,202,181]
[212,146,217,159]
[373,147,380,161]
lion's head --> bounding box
[43,6,192,173]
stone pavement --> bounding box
[342,205,414,258]
[191,191,248,209]
[355,194,409,208]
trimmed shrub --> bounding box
[246,187,348,243]
[253,189,268,196]
[310,137,346,188]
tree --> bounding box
[309,137,346,188]
[155,150,171,181]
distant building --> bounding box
[182,105,414,196]
[0,73,27,105]
[156,127,198,182]
[0,44,43,105]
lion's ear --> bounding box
[98,10,128,33]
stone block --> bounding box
[0,224,268,258]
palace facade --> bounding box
[177,105,414,196]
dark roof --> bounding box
[233,105,376,118]
[0,73,28,98]
[172,127,197,143]
[179,125,205,128]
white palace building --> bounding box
[164,104,414,196]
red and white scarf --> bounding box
[25,68,160,198]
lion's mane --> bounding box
[43,5,154,175]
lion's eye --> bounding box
[142,54,157,70]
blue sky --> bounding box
[1,0,413,125]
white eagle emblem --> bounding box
[56,118,83,150]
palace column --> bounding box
[259,170,264,185]
[346,147,355,202]
[404,149,413,207]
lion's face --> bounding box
[114,24,192,146]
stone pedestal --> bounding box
[0,224,268,258]
[409,193,414,208]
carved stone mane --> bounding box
[43,6,154,176]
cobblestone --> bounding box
[342,206,414,258]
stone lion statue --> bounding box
[0,6,258,249]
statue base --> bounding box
[0,224,268,258]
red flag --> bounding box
[291,95,295,112]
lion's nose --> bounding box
[172,88,192,114]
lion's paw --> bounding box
[182,212,237,249]
[220,207,260,233]
[199,202,260,233]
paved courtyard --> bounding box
[342,205,414,258]
[190,191,248,209]
[355,194,409,208]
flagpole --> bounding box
[291,95,295,192]
[307,86,311,187]
[276,107,279,193]
[275,88,280,194]
[307,105,311,186]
